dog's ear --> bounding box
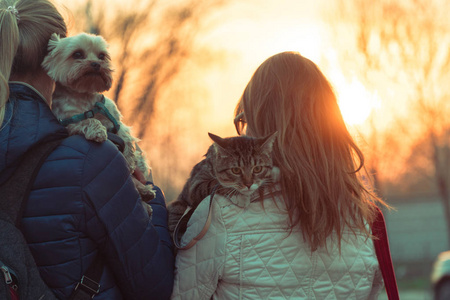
[42,33,62,75]
[47,33,61,53]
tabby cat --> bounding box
[167,132,279,234]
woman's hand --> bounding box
[133,169,147,184]
[133,168,153,185]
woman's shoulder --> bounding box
[187,191,288,234]
[58,134,120,156]
[55,135,126,168]
[180,195,227,248]
[187,195,215,227]
[39,134,142,219]
[49,135,130,185]
[187,192,240,224]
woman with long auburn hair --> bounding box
[172,52,388,299]
[235,51,381,250]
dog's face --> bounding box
[42,33,113,94]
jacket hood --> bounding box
[0,83,68,184]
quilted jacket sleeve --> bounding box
[82,141,174,299]
[171,197,227,300]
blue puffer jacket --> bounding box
[0,83,174,299]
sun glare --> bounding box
[267,26,323,63]
[267,28,379,126]
[333,77,379,125]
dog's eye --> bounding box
[72,51,84,59]
[98,53,106,60]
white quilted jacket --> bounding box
[171,189,383,300]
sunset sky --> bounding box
[61,0,384,132]
[197,0,333,131]
[190,0,385,134]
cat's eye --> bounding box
[231,167,241,174]
[98,53,106,60]
[253,166,263,174]
[72,51,84,59]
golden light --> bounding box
[263,26,324,63]
[334,77,379,125]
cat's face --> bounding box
[208,132,278,197]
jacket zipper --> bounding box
[1,263,12,300]
[1,264,13,285]
[1,262,18,300]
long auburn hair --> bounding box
[235,51,386,251]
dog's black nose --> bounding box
[91,62,100,70]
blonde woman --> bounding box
[0,1,174,299]
[172,52,387,299]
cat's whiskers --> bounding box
[222,188,238,200]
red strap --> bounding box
[9,286,19,300]
[371,207,400,300]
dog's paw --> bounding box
[142,201,153,218]
[139,184,157,201]
[132,177,156,201]
[85,126,108,142]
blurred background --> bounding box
[60,0,450,298]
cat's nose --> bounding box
[91,62,100,70]
[244,183,252,189]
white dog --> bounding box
[42,32,156,204]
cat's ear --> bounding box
[208,132,228,149]
[259,131,278,153]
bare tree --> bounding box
[356,115,406,197]
[325,0,450,247]
[70,0,228,136]
[66,0,231,199]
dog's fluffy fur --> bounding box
[42,32,155,203]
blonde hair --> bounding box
[0,0,66,126]
[235,51,386,251]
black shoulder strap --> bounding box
[0,138,65,227]
[69,255,104,300]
